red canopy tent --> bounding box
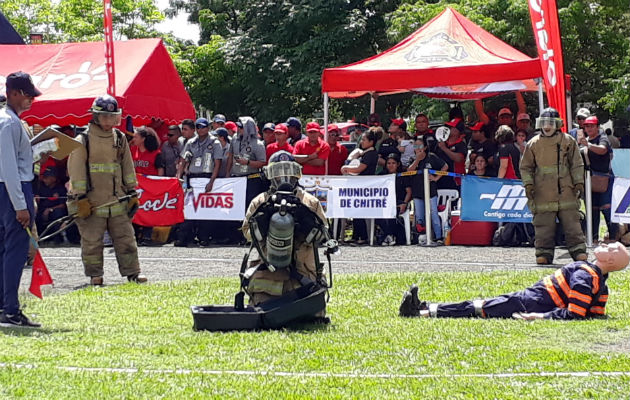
[321,7,543,100]
[0,38,194,126]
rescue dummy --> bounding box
[67,95,147,285]
[520,107,587,264]
[239,150,338,324]
[399,242,629,320]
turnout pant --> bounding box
[533,209,586,261]
[0,182,34,315]
[76,213,140,278]
[434,288,555,318]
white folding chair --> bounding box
[437,189,459,237]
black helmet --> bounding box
[89,94,121,115]
[264,150,302,191]
[536,107,562,134]
[540,107,560,119]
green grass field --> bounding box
[1,270,630,399]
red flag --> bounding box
[133,174,185,227]
[528,0,567,130]
[103,0,116,96]
[29,250,54,299]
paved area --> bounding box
[21,243,585,295]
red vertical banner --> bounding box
[103,0,116,96]
[528,0,567,130]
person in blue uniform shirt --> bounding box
[0,71,42,328]
[399,242,629,320]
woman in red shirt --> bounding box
[131,126,165,176]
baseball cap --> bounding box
[224,121,237,131]
[576,108,591,118]
[213,114,226,123]
[195,118,209,128]
[470,122,485,131]
[368,113,381,124]
[306,122,321,132]
[6,71,42,97]
[498,108,513,116]
[584,116,598,125]
[328,124,339,132]
[286,117,302,130]
[445,118,466,132]
[262,122,276,132]
[517,113,530,121]
[42,166,57,177]
[391,118,407,131]
[215,127,229,138]
[274,123,288,134]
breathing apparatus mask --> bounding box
[535,107,562,137]
[263,151,302,193]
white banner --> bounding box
[300,175,396,218]
[184,177,247,220]
[611,177,630,224]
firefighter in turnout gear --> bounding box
[399,242,629,320]
[520,108,587,265]
[67,95,147,285]
[240,151,336,321]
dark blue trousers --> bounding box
[0,182,34,315]
[436,288,556,318]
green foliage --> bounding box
[2,271,630,398]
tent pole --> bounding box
[324,92,329,175]
[370,93,375,114]
[537,79,544,114]
[566,92,573,132]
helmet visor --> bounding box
[535,116,560,131]
[266,161,302,188]
[95,112,122,127]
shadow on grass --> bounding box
[0,327,73,336]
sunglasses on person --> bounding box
[167,133,176,137]
[196,125,207,129]
[413,144,425,149]
[577,116,586,121]
[329,132,339,137]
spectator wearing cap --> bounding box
[435,118,467,190]
[266,123,294,161]
[35,167,77,244]
[467,122,497,174]
[569,108,591,140]
[516,113,534,139]
[215,128,231,178]
[161,125,182,177]
[223,121,236,137]
[389,118,414,168]
[377,153,412,246]
[368,113,381,127]
[326,124,348,175]
[286,117,305,145]
[577,115,617,241]
[414,113,437,153]
[495,125,521,179]
[293,122,331,175]
[212,114,226,131]
[261,122,276,146]
[475,92,527,132]
[407,136,448,243]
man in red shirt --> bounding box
[293,122,331,175]
[265,123,294,161]
[435,118,467,190]
[326,124,348,175]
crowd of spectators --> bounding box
[17,92,630,248]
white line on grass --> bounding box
[1,363,628,379]
[42,256,535,267]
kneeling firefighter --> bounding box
[239,150,338,323]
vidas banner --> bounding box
[461,175,533,222]
[184,177,246,221]
[300,175,396,218]
[611,177,630,224]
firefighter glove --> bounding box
[574,183,584,198]
[525,185,535,201]
[127,197,140,219]
[76,197,92,218]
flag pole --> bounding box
[103,0,116,96]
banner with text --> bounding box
[612,149,630,179]
[134,175,184,227]
[300,175,396,218]
[184,177,247,220]
[611,177,630,224]
[461,175,533,222]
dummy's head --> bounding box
[264,150,302,192]
[90,94,122,131]
[535,107,562,136]
[594,242,630,273]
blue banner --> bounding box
[612,149,630,179]
[461,175,533,222]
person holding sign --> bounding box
[0,72,42,328]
